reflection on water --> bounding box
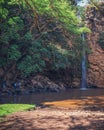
[80,87,88,90]
[1,89,104,109]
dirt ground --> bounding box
[0,106,104,130]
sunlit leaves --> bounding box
[22,0,80,34]
[78,27,91,33]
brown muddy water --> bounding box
[1,89,104,109]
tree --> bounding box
[0,0,89,80]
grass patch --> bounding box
[0,104,36,117]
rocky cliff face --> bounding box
[86,3,104,87]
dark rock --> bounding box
[31,75,66,92]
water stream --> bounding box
[76,0,88,89]
[77,0,88,6]
[1,89,104,109]
[81,33,87,89]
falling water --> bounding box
[76,0,88,6]
[81,33,87,89]
[75,0,88,89]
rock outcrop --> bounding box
[86,3,104,87]
[31,75,66,92]
[0,75,66,95]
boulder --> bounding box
[31,75,66,92]
[72,78,81,88]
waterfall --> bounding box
[77,0,88,6]
[81,33,87,89]
[75,0,88,89]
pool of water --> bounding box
[1,88,104,109]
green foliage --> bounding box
[22,0,87,34]
[0,0,89,78]
[18,41,46,76]
[0,8,8,19]
[17,41,71,76]
[0,58,7,67]
[0,104,35,117]
[8,16,24,30]
[8,45,21,61]
[23,32,33,41]
[46,44,71,70]
[78,27,91,34]
[18,55,45,76]
[0,17,23,44]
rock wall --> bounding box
[86,3,104,87]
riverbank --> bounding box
[1,74,103,97]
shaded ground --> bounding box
[0,107,104,130]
